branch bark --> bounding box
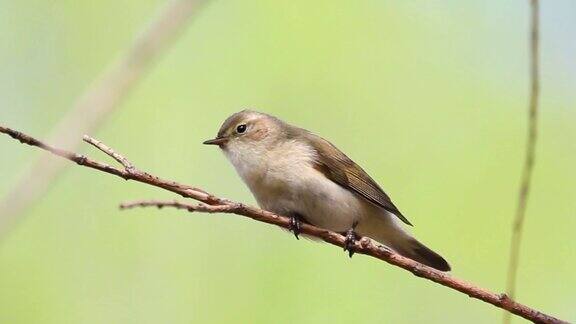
[0,0,207,238]
[0,126,567,324]
[504,2,541,323]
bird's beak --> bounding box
[203,137,228,146]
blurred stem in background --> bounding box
[0,0,207,239]
[504,1,540,323]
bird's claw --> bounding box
[344,228,358,258]
[289,215,302,240]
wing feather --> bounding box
[307,133,413,226]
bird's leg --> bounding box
[289,213,304,240]
[343,221,359,258]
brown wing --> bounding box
[308,133,413,226]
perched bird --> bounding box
[204,110,450,271]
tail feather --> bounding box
[396,238,451,272]
[356,214,451,271]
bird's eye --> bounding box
[236,124,247,133]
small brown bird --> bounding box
[204,110,450,271]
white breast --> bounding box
[223,139,371,232]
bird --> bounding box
[203,110,450,271]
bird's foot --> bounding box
[289,214,303,240]
[343,224,359,258]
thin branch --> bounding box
[504,2,540,323]
[84,135,135,170]
[120,200,232,213]
[0,127,567,324]
[0,0,207,238]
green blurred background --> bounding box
[1,0,574,323]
